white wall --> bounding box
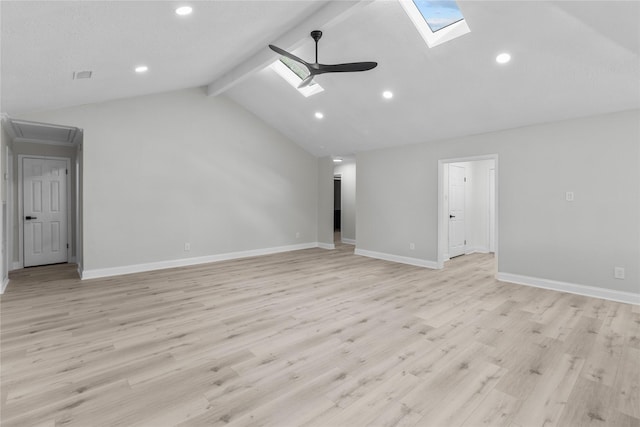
[1,123,7,203]
[334,161,356,243]
[17,87,319,275]
[357,110,640,296]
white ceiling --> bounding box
[0,0,326,113]
[2,1,639,157]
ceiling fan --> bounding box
[269,30,377,89]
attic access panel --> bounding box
[10,119,79,144]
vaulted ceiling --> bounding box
[2,1,639,157]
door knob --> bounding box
[25,216,37,220]
[449,215,456,219]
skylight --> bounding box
[399,0,470,48]
[270,57,324,97]
[280,57,310,81]
[414,1,464,32]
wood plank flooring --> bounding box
[1,244,638,426]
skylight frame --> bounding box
[399,0,470,48]
[270,59,324,98]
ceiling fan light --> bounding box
[382,90,393,99]
[315,112,324,119]
[135,65,148,73]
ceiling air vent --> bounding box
[73,70,92,79]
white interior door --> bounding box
[448,164,466,258]
[23,158,68,267]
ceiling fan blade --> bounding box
[316,62,378,74]
[269,45,310,68]
[297,74,315,89]
[268,31,378,91]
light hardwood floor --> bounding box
[1,244,639,426]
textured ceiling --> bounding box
[0,0,325,114]
[2,1,639,157]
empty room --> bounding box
[1,1,639,426]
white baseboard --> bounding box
[497,272,640,306]
[466,246,490,255]
[317,242,335,250]
[342,238,356,245]
[81,242,321,280]
[354,248,440,269]
[0,277,8,294]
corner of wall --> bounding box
[317,156,335,247]
[354,247,440,270]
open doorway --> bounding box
[333,158,356,246]
[334,175,341,243]
[438,155,498,270]
[3,117,83,278]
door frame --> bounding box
[437,154,499,269]
[488,167,496,253]
[18,155,72,268]
[4,144,13,277]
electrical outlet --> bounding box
[565,191,574,202]
[184,243,190,251]
[614,267,625,279]
[409,243,415,250]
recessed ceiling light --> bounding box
[315,112,324,119]
[333,158,343,163]
[135,65,148,73]
[496,53,511,64]
[175,6,192,16]
[382,90,393,99]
